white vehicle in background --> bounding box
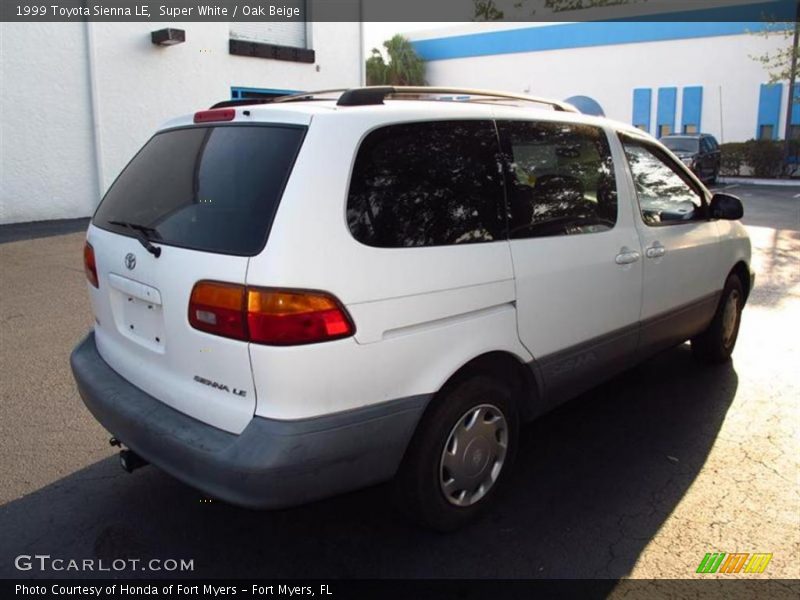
[71,87,753,531]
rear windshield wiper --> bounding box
[107,220,162,258]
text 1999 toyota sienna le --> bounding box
[71,87,753,530]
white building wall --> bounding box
[0,21,361,224]
[1,23,99,224]
[414,31,791,144]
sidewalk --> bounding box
[718,177,800,187]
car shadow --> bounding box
[0,344,737,580]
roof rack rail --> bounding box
[210,98,275,109]
[209,89,348,109]
[336,86,579,112]
[208,86,579,112]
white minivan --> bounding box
[71,87,753,530]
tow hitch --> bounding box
[110,437,149,473]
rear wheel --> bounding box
[692,274,744,364]
[393,375,518,531]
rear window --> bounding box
[662,137,699,153]
[93,125,306,256]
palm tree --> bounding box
[366,35,427,86]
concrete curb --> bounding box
[718,177,800,187]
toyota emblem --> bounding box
[124,253,136,270]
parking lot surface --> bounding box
[0,184,797,579]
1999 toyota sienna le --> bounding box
[71,86,753,530]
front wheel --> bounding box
[393,375,519,531]
[692,274,744,364]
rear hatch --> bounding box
[86,122,306,434]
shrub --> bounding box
[743,140,784,178]
[719,142,746,176]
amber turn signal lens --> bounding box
[83,241,99,288]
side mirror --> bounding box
[709,193,743,220]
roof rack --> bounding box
[335,86,579,112]
[209,86,579,113]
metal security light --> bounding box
[151,28,186,47]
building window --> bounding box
[790,125,800,141]
[683,124,699,134]
[759,124,775,141]
[659,124,672,138]
[231,87,300,100]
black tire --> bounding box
[393,375,519,531]
[691,274,744,364]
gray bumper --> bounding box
[70,332,428,509]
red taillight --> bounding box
[188,282,246,340]
[83,241,98,288]
[193,109,235,123]
[188,282,354,345]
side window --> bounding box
[621,140,706,226]
[699,137,712,153]
[347,121,504,248]
[496,121,617,239]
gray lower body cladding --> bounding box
[70,332,429,509]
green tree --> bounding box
[365,35,427,86]
[473,0,644,20]
[751,21,799,86]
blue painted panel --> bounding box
[681,86,703,132]
[757,84,783,139]
[792,83,800,126]
[657,88,677,138]
[632,89,652,133]
[411,20,790,61]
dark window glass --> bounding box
[94,125,306,256]
[346,121,505,248]
[663,136,699,153]
[622,140,705,226]
[497,121,617,238]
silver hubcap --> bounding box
[439,404,508,507]
[722,289,741,348]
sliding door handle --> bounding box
[615,247,641,265]
[646,243,666,259]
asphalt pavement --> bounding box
[0,184,797,580]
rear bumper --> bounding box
[70,332,428,509]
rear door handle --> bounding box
[646,243,666,259]
[615,247,641,265]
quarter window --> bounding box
[497,121,618,239]
[622,140,705,226]
[347,121,505,248]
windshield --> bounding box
[93,125,306,256]
[662,137,699,154]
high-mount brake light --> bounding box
[194,108,236,123]
[188,282,354,345]
[84,241,99,288]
